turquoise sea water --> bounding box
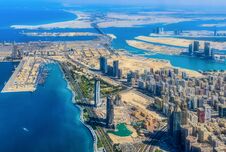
[0,7,97,42]
[0,8,77,29]
[102,25,226,71]
[0,63,93,152]
[0,5,225,71]
[0,4,226,152]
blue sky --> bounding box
[62,0,226,6]
[1,0,226,9]
[59,0,226,11]
[2,0,226,5]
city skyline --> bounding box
[0,1,225,152]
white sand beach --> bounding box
[11,11,92,29]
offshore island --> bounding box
[1,9,226,152]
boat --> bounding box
[23,127,29,132]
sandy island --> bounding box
[10,10,226,30]
[97,12,192,28]
[201,23,226,27]
[151,30,226,38]
[11,11,192,29]
[135,36,226,50]
[126,40,184,55]
[22,32,100,37]
[11,11,92,29]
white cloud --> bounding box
[61,0,226,6]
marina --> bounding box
[1,57,46,93]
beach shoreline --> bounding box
[11,11,92,29]
[58,62,98,152]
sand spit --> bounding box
[126,40,184,55]
[11,11,92,30]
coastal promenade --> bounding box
[61,62,114,152]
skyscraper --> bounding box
[211,48,215,59]
[173,105,182,145]
[118,69,122,79]
[107,65,113,76]
[193,41,200,52]
[182,72,187,80]
[113,60,119,78]
[219,104,226,118]
[204,104,211,122]
[168,104,182,146]
[214,29,217,36]
[204,42,211,58]
[181,101,188,125]
[157,27,164,34]
[12,43,19,59]
[94,79,101,107]
[168,105,174,135]
[188,44,193,56]
[106,95,114,128]
[99,56,108,74]
[197,108,205,123]
[153,27,164,34]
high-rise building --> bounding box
[11,43,22,59]
[219,104,226,118]
[118,69,122,79]
[94,79,101,107]
[182,72,187,80]
[168,105,174,135]
[174,30,182,35]
[106,95,114,127]
[197,108,205,123]
[153,27,164,34]
[214,29,217,36]
[204,104,211,122]
[156,83,163,97]
[173,105,182,145]
[193,41,200,52]
[107,65,113,76]
[181,101,188,125]
[158,27,164,34]
[211,48,215,59]
[188,44,193,55]
[114,94,122,106]
[168,104,182,146]
[191,97,198,110]
[127,71,137,84]
[204,42,211,58]
[99,56,108,74]
[113,60,119,78]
